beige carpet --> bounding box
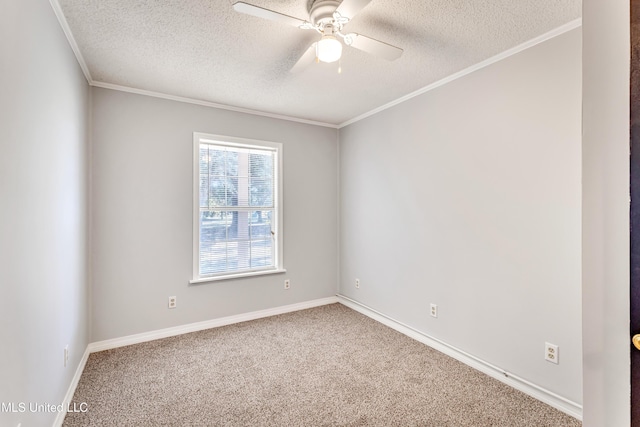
[64,304,581,426]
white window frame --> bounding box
[190,132,285,283]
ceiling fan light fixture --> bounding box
[316,35,342,63]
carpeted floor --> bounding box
[64,304,581,426]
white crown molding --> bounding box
[49,0,338,129]
[336,294,583,421]
[49,0,92,83]
[90,81,339,128]
[337,18,583,128]
[88,296,338,353]
[49,0,580,131]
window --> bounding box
[192,133,284,282]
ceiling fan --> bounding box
[232,0,403,73]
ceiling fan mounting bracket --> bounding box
[309,0,341,26]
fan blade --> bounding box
[290,44,317,73]
[233,2,306,28]
[349,34,403,61]
[335,0,373,20]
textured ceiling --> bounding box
[56,0,581,126]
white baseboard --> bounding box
[336,294,583,421]
[54,295,579,426]
[88,296,339,353]
[52,345,91,427]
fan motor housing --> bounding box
[309,0,341,26]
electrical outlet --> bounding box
[545,342,559,364]
[168,296,177,309]
[430,304,438,318]
[64,345,69,368]
[284,279,290,289]
[355,278,360,289]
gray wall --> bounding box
[338,29,583,404]
[0,1,90,426]
[3,3,626,421]
[582,0,630,424]
[91,88,338,341]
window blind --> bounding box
[198,143,276,276]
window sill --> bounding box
[189,268,287,284]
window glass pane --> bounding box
[200,242,227,275]
[199,148,225,178]
[199,147,209,175]
[199,176,208,208]
[200,211,228,275]
[208,147,225,176]
[226,150,239,176]
[227,210,250,240]
[200,211,229,243]
[225,177,238,206]
[249,152,273,178]
[196,137,280,278]
[226,178,249,207]
[251,240,273,268]
[250,210,272,238]
[228,241,250,271]
[206,176,226,207]
[234,176,250,207]
[250,178,273,207]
